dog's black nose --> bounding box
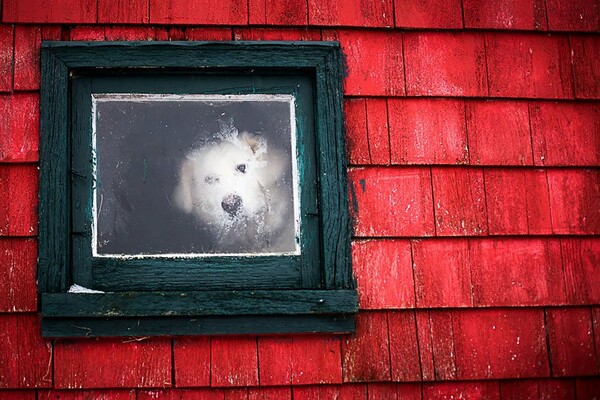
[221,194,242,216]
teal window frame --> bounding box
[39,41,357,337]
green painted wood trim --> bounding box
[39,50,71,293]
[42,314,356,337]
[39,41,356,337]
[71,77,94,288]
[92,261,302,292]
[315,48,353,289]
[69,73,319,292]
[42,290,358,317]
[41,41,337,69]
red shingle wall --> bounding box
[1,0,599,397]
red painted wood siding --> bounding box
[0,93,40,162]
[1,0,599,397]
[463,0,547,30]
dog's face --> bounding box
[173,132,290,250]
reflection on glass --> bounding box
[92,94,299,257]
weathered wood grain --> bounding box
[258,335,342,385]
[395,0,462,28]
[0,391,36,400]
[225,389,248,400]
[546,0,599,31]
[54,338,172,388]
[367,383,421,400]
[293,384,367,399]
[69,27,106,41]
[91,253,302,292]
[41,315,356,337]
[342,312,391,382]
[365,99,390,165]
[149,0,248,25]
[98,0,149,24]
[42,290,359,317]
[486,33,573,99]
[553,307,600,377]
[0,93,40,162]
[470,238,565,306]
[431,167,487,236]
[422,310,458,380]
[414,311,435,380]
[412,239,473,308]
[485,169,552,235]
[0,164,38,237]
[0,26,13,93]
[547,308,598,376]
[0,315,20,387]
[2,0,97,23]
[0,315,52,388]
[422,381,501,400]
[415,238,571,308]
[349,167,434,237]
[576,379,600,400]
[0,239,37,312]
[38,49,70,293]
[248,0,307,25]
[38,390,136,400]
[322,30,404,96]
[452,309,550,379]
[463,0,547,29]
[561,238,600,305]
[210,336,258,387]
[500,380,575,400]
[104,27,155,41]
[314,47,353,289]
[13,26,41,91]
[388,98,468,165]
[344,99,370,165]
[139,389,225,400]
[530,102,600,166]
[593,307,600,369]
[248,387,291,400]
[351,240,415,309]
[570,36,600,99]
[234,28,320,41]
[186,28,233,41]
[547,169,600,234]
[465,100,532,166]
[173,337,210,387]
[388,311,421,381]
[41,26,63,41]
[404,32,488,97]
[289,336,343,385]
[43,41,336,69]
[308,0,393,27]
[155,27,184,41]
[70,77,93,288]
[257,336,294,385]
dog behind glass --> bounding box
[173,129,297,253]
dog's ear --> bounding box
[173,159,195,213]
[239,131,266,154]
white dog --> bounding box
[173,129,296,253]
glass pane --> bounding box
[92,94,300,257]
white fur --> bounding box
[173,131,296,253]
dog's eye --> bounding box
[236,164,247,173]
[204,175,219,184]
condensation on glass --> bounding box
[91,94,301,257]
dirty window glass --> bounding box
[92,94,300,257]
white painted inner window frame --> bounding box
[90,93,302,259]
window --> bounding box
[39,41,357,337]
